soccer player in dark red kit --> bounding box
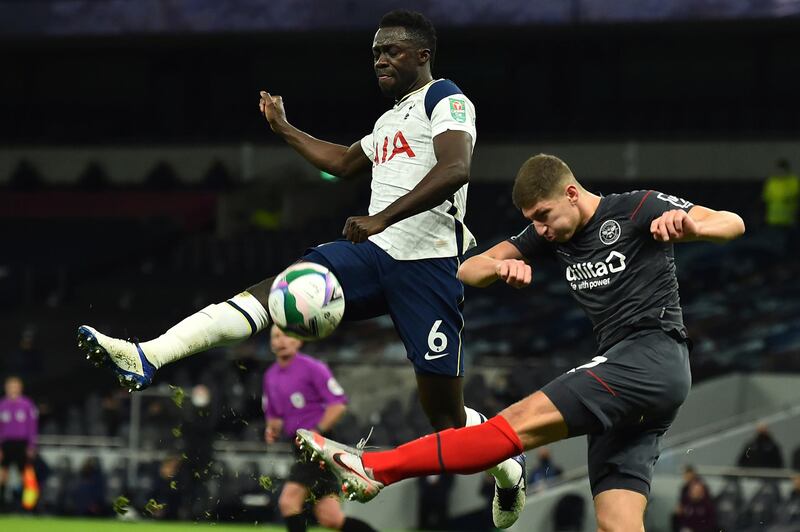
[297,154,746,531]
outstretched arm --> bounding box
[342,130,473,242]
[259,91,371,179]
[650,205,746,243]
[458,241,532,288]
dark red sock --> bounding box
[362,415,523,486]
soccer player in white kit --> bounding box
[77,10,526,527]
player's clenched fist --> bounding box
[258,90,288,132]
[495,259,532,288]
[650,209,698,242]
[342,214,389,243]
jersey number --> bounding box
[567,356,608,374]
[427,320,448,353]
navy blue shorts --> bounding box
[303,239,465,377]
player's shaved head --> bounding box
[512,154,579,210]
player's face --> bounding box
[372,27,428,99]
[270,326,302,359]
[523,191,581,243]
[5,378,22,398]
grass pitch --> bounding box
[0,516,328,531]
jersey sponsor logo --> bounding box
[327,377,345,396]
[449,98,466,123]
[656,193,692,209]
[599,220,621,245]
[566,251,627,291]
[15,410,27,423]
[290,392,306,409]
[372,131,416,166]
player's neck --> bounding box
[277,353,297,367]
[577,192,602,230]
[397,74,434,102]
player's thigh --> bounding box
[278,481,309,515]
[415,373,466,430]
[500,391,569,450]
[587,418,671,502]
[384,256,465,377]
[302,240,389,320]
[313,495,346,529]
[544,330,690,432]
[594,489,646,532]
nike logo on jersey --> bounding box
[424,352,450,361]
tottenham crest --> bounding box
[599,220,621,245]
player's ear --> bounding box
[565,184,580,205]
[418,48,431,65]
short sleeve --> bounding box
[360,133,375,164]
[312,362,348,406]
[629,190,694,231]
[263,372,281,419]
[507,224,548,260]
[425,80,476,141]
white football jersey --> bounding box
[359,79,477,260]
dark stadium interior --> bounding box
[3,5,800,530]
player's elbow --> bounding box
[444,160,470,188]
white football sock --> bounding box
[139,291,270,369]
[465,406,523,488]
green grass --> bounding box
[0,516,329,531]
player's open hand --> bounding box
[258,91,288,132]
[495,259,532,288]
[265,426,279,444]
[342,214,389,243]
[650,209,698,242]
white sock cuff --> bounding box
[464,406,488,427]
[227,291,271,335]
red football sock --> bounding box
[362,415,524,486]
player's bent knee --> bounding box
[278,483,307,516]
[313,497,345,529]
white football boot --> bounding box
[493,453,527,528]
[295,429,384,503]
[77,325,155,391]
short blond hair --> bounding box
[512,154,577,209]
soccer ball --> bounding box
[268,262,345,341]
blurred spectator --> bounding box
[675,479,717,532]
[763,158,799,228]
[146,456,182,520]
[0,376,38,510]
[775,474,800,525]
[738,423,784,469]
[672,465,708,532]
[180,384,218,482]
[8,159,43,190]
[76,161,111,190]
[529,448,563,489]
[418,474,454,530]
[70,457,106,516]
[792,444,800,472]
[553,493,585,532]
[3,327,44,384]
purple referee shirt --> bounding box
[263,353,347,439]
[0,396,38,450]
